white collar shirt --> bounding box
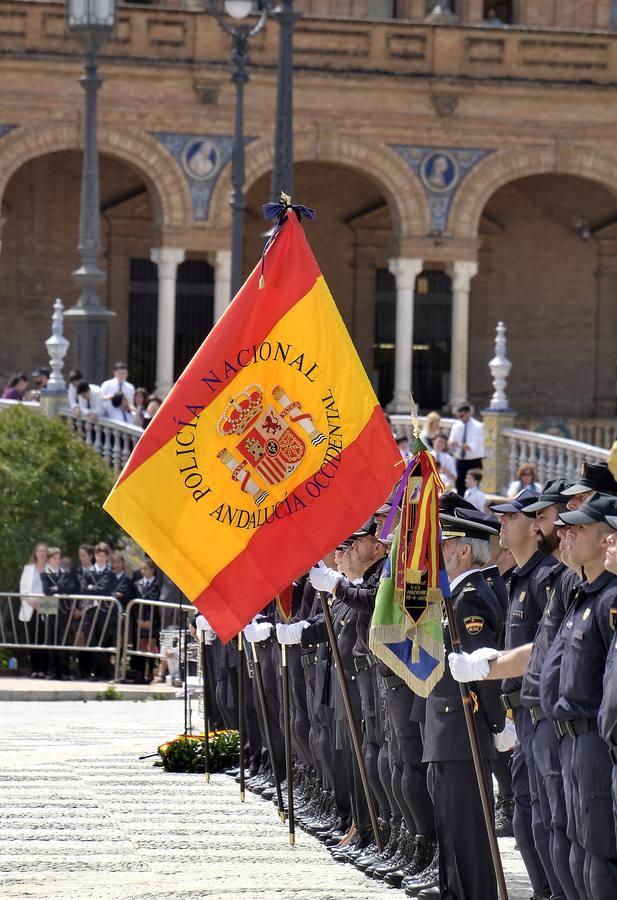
[448,417,484,460]
[100,377,135,405]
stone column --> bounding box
[213,249,232,323]
[448,260,478,412]
[388,257,423,413]
[150,247,185,397]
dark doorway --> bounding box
[373,267,452,411]
[128,258,215,391]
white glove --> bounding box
[243,620,273,644]
[309,560,341,594]
[494,719,517,752]
[276,621,309,645]
[448,647,501,682]
[195,615,216,644]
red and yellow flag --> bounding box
[104,212,400,641]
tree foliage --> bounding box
[0,406,121,589]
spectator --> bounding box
[101,362,135,407]
[431,432,457,489]
[133,387,149,428]
[67,369,83,410]
[76,381,105,420]
[76,543,95,592]
[143,395,163,428]
[2,373,28,400]
[110,551,134,608]
[19,542,48,678]
[420,411,441,448]
[485,5,503,25]
[74,543,95,678]
[395,433,411,460]
[82,542,116,680]
[131,559,161,681]
[506,463,542,498]
[105,392,134,425]
[31,367,50,391]
[41,548,80,680]
[464,467,487,511]
[448,403,485,495]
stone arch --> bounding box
[449,145,617,239]
[0,123,193,233]
[208,132,431,241]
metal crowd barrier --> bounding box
[0,592,124,681]
[120,598,194,680]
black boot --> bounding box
[494,796,514,838]
[403,844,439,896]
[383,831,418,887]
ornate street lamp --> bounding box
[208,0,269,299]
[65,0,116,384]
[270,1,300,202]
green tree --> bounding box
[0,406,121,589]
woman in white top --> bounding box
[19,542,48,677]
[420,411,442,448]
[506,464,542,498]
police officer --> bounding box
[561,461,617,509]
[599,509,617,849]
[547,494,617,898]
[489,488,558,900]
[419,514,506,900]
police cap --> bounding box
[490,488,540,514]
[556,493,617,526]
[561,462,617,497]
[440,513,495,543]
[523,478,571,515]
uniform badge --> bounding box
[464,616,484,635]
[610,608,617,632]
[582,608,591,621]
[518,591,526,604]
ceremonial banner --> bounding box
[369,444,446,696]
[104,209,400,641]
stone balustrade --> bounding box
[2,1,617,86]
[502,427,610,491]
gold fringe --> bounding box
[369,639,445,699]
[259,275,265,289]
[426,587,443,604]
[406,568,422,584]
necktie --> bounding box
[86,398,91,410]
[122,409,128,422]
[461,421,468,459]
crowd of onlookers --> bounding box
[2,362,162,430]
[17,539,183,683]
[388,404,542,513]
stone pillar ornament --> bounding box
[213,249,232,321]
[448,259,478,412]
[45,298,70,393]
[151,247,185,397]
[488,321,512,411]
[388,257,424,414]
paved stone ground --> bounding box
[0,701,532,900]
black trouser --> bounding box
[287,645,312,769]
[492,749,514,800]
[356,665,391,822]
[382,680,435,837]
[455,457,483,496]
[428,759,496,899]
[251,640,285,781]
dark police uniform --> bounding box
[520,562,580,900]
[551,571,617,899]
[500,549,557,898]
[423,568,505,900]
[599,601,617,851]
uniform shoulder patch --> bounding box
[462,583,476,593]
[464,615,484,635]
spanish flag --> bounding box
[104,210,400,641]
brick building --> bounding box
[1,0,617,418]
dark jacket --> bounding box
[423,570,505,763]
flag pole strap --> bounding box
[280,643,295,845]
[443,592,509,900]
[237,633,245,801]
[318,592,383,853]
[250,641,286,822]
[199,634,211,784]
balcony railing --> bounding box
[1,0,617,86]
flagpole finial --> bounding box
[280,191,292,206]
